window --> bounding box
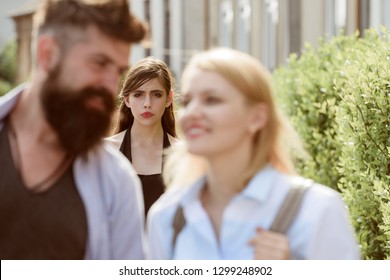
[325,0,346,37]
[220,0,234,47]
[236,0,251,52]
[262,0,279,70]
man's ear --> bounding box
[248,102,268,134]
[36,35,61,72]
[166,90,174,108]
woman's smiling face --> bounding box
[180,68,259,158]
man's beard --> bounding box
[40,66,115,156]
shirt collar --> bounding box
[241,164,281,203]
[0,83,27,120]
[177,164,282,206]
[179,175,206,206]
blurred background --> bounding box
[1,0,389,260]
[1,0,390,85]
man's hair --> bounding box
[34,0,146,44]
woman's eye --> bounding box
[180,98,190,107]
[153,92,163,98]
[205,96,220,104]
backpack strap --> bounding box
[172,205,186,249]
[171,179,312,253]
[269,179,312,234]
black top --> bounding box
[119,127,170,217]
[0,120,87,259]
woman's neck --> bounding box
[200,143,253,239]
[203,141,253,205]
[130,121,164,145]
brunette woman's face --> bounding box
[180,68,260,158]
[125,78,172,127]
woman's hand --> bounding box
[248,227,290,260]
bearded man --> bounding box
[0,0,147,259]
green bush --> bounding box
[273,33,358,190]
[334,28,390,259]
[273,28,390,259]
[0,80,13,96]
[0,40,17,96]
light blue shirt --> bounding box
[0,85,146,259]
[147,165,360,259]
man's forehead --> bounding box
[81,26,130,60]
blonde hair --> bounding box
[164,48,304,189]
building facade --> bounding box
[10,0,390,83]
[141,0,390,78]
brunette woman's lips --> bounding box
[141,112,154,118]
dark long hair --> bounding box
[113,57,177,137]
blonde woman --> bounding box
[146,48,360,260]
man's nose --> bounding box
[102,69,120,96]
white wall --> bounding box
[150,0,165,60]
[301,0,325,48]
[169,0,183,80]
[130,0,146,64]
[0,0,33,51]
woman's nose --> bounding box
[182,99,201,119]
[143,95,152,108]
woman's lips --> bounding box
[185,124,207,139]
[141,112,154,118]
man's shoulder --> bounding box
[73,141,141,202]
[77,140,136,177]
[0,84,26,119]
